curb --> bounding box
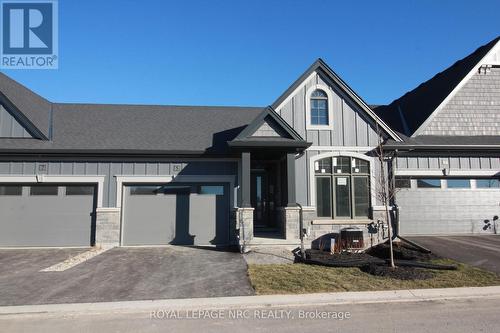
[1,286,500,317]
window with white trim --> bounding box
[310,89,329,125]
[314,156,370,219]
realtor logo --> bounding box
[1,0,58,69]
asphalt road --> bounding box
[2,296,500,333]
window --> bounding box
[314,156,370,219]
[476,179,500,188]
[0,185,22,196]
[416,179,441,188]
[30,185,58,196]
[199,185,224,195]
[316,177,332,217]
[447,179,471,188]
[66,185,94,195]
[395,177,411,189]
[129,185,164,195]
[310,89,329,125]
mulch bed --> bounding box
[360,263,435,280]
[299,241,450,280]
[366,242,438,261]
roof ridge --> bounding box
[389,36,500,107]
[54,102,265,109]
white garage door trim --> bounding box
[0,175,106,207]
[116,174,237,246]
[115,175,236,208]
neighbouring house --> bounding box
[0,37,498,249]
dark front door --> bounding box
[251,171,271,228]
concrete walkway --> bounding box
[2,286,500,316]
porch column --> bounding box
[238,151,253,251]
[241,151,251,207]
[286,152,296,207]
[282,152,300,240]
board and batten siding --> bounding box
[0,104,32,138]
[275,71,382,147]
[275,69,384,209]
[421,67,500,136]
[396,156,500,171]
[0,160,238,207]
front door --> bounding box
[251,171,270,228]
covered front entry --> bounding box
[228,107,311,243]
[121,182,230,246]
[0,184,96,247]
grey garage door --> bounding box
[122,183,230,246]
[0,184,96,247]
[397,181,500,235]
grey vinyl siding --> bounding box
[276,69,378,211]
[0,104,32,138]
[0,160,238,207]
[276,69,385,213]
[396,156,500,171]
[421,67,500,136]
[275,71,382,147]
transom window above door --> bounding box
[314,156,371,219]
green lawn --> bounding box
[247,259,500,295]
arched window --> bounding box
[314,156,370,219]
[310,89,329,125]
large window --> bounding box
[476,178,500,188]
[416,179,441,188]
[315,156,370,219]
[447,179,471,188]
[310,89,329,125]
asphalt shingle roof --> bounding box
[0,101,264,154]
[374,36,500,136]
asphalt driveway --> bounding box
[0,246,254,306]
[408,235,500,274]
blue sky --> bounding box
[2,0,499,106]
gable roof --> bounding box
[0,102,264,155]
[229,107,310,150]
[0,73,52,139]
[374,36,500,137]
[272,58,402,142]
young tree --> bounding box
[375,124,396,268]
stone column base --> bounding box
[236,207,254,252]
[278,206,301,240]
[95,207,121,248]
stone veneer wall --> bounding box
[95,208,121,247]
[236,207,254,251]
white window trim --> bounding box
[0,175,105,207]
[308,152,377,211]
[305,84,334,130]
